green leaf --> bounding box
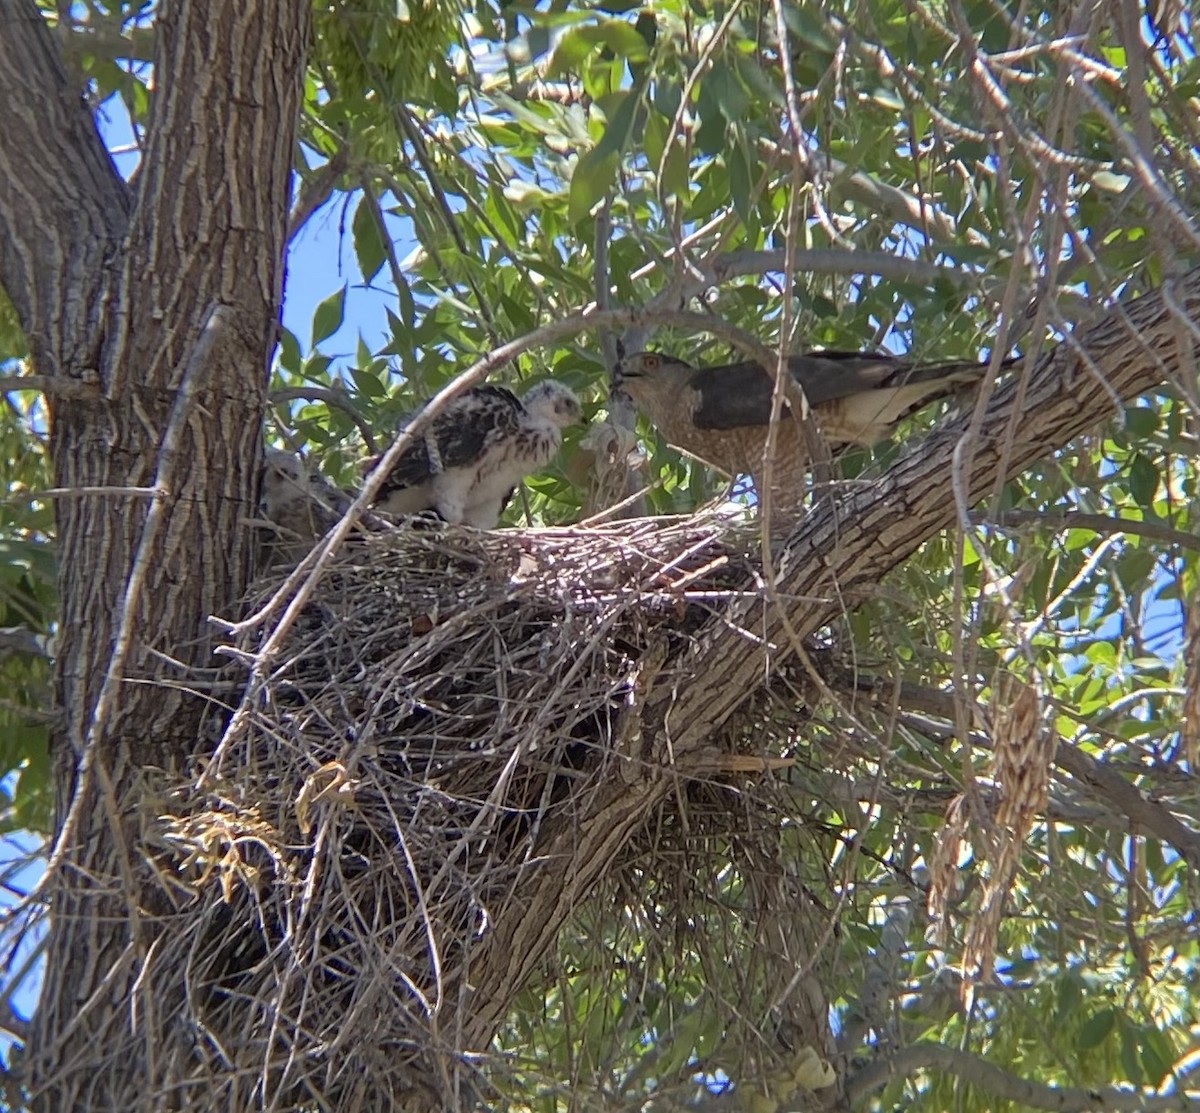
[547,19,648,77]
[1140,1026,1175,1086]
[277,327,302,376]
[1123,405,1159,438]
[728,138,755,225]
[586,19,651,61]
[594,89,640,159]
[1077,1007,1116,1050]
[395,274,415,333]
[569,148,618,224]
[311,286,347,347]
[694,81,727,155]
[352,195,387,284]
[1119,1019,1144,1085]
[1055,971,1083,1020]
[661,138,690,197]
[352,365,388,400]
[707,60,749,122]
[1085,641,1117,666]
[12,727,50,833]
[303,353,333,382]
[1127,453,1160,507]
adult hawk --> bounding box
[369,381,583,528]
[259,448,354,564]
[615,349,1003,508]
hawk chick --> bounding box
[370,381,584,528]
[259,448,354,564]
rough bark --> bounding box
[0,2,310,1107]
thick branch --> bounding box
[839,672,1200,868]
[0,0,130,371]
[28,2,313,1105]
[1054,741,1200,869]
[466,270,1200,1052]
[846,1041,1200,1110]
[662,269,1200,758]
[112,0,310,399]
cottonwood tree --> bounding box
[0,0,1197,1110]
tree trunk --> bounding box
[2,0,1197,1105]
[0,2,309,1107]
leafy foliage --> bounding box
[6,0,1200,1108]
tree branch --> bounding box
[659,268,1200,761]
[711,248,976,291]
[0,0,130,371]
[1054,740,1200,869]
[286,145,350,240]
[977,508,1200,552]
[0,374,99,400]
[270,384,378,453]
[835,672,1200,864]
[461,271,1200,1053]
[846,1041,1200,1110]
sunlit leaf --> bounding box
[568,148,618,224]
[311,286,347,347]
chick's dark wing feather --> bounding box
[382,385,524,489]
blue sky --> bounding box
[280,191,406,363]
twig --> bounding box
[0,375,99,400]
[0,626,51,661]
[286,146,350,240]
[1075,77,1200,253]
[846,1040,1200,1110]
[34,486,160,499]
[270,385,378,454]
[976,509,1200,552]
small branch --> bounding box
[286,146,350,240]
[270,385,378,454]
[977,508,1200,552]
[1054,740,1200,870]
[1075,76,1200,254]
[0,996,28,1044]
[0,626,51,662]
[357,176,417,380]
[837,668,1200,868]
[711,248,979,291]
[846,1040,1200,1110]
[477,76,583,105]
[595,196,645,519]
[0,374,100,400]
[34,486,159,500]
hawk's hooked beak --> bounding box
[610,366,636,403]
[612,358,647,394]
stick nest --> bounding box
[137,512,833,1110]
